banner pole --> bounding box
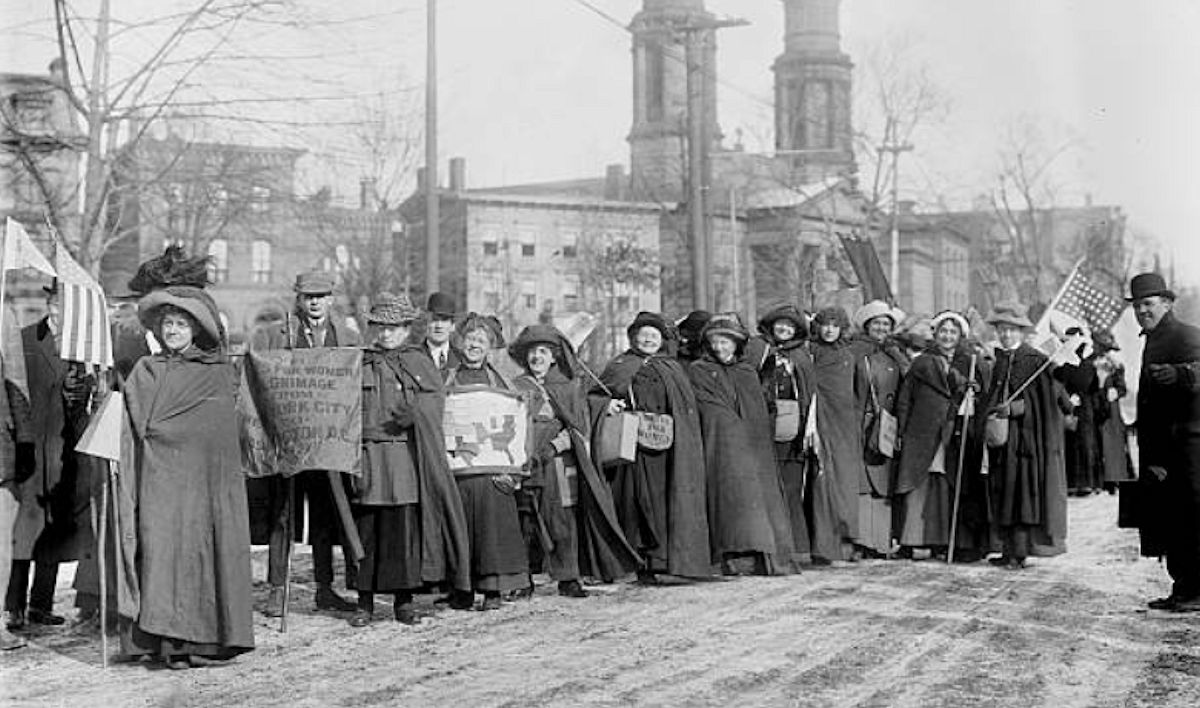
[947,353,977,564]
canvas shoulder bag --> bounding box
[629,367,674,451]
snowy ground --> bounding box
[2,493,1199,708]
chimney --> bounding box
[359,177,377,210]
[448,157,466,193]
[604,164,626,201]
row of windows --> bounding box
[165,183,273,212]
[195,239,272,284]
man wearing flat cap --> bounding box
[1128,273,1200,612]
[422,292,462,374]
[250,270,362,617]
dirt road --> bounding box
[3,493,1199,707]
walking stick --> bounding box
[281,476,294,633]
[98,465,109,672]
[947,353,977,564]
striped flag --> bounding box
[55,249,113,369]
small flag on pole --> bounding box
[3,217,57,276]
[54,248,113,369]
[76,391,126,462]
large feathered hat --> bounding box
[131,246,224,350]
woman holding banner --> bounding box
[349,294,470,627]
[443,314,528,610]
[510,325,640,598]
[122,280,254,669]
[595,312,710,584]
[983,302,1068,569]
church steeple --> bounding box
[628,0,721,200]
[773,0,855,180]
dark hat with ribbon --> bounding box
[702,312,749,343]
[293,270,336,295]
[1092,329,1119,352]
[627,311,671,339]
[508,324,577,376]
[1126,272,1175,302]
[426,291,458,318]
[676,310,712,341]
[457,312,506,348]
[985,301,1034,329]
[757,303,807,337]
[366,292,419,325]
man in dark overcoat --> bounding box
[1131,272,1200,612]
[421,292,462,375]
[1,322,35,649]
[249,271,362,616]
[6,285,95,629]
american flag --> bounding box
[1052,269,1126,332]
[55,249,113,369]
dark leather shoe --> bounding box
[394,605,420,625]
[314,587,356,612]
[1148,595,1179,610]
[348,609,373,628]
[27,608,66,626]
[505,585,534,601]
[263,586,285,617]
[1169,597,1200,613]
[166,656,191,670]
[480,594,502,611]
[557,580,588,598]
[4,610,25,631]
[0,630,26,651]
[448,590,474,611]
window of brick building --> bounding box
[208,239,229,283]
[251,240,272,283]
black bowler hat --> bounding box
[426,291,458,318]
[1126,272,1175,302]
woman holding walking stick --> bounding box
[893,311,989,562]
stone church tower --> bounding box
[628,0,721,201]
[773,0,855,181]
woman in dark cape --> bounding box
[756,303,814,566]
[850,300,910,558]
[596,312,711,582]
[893,310,989,561]
[444,313,529,609]
[1056,331,1102,496]
[688,313,795,575]
[805,306,868,563]
[983,303,1068,568]
[122,284,253,669]
[349,293,471,627]
[510,325,640,597]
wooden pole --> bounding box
[98,467,109,668]
[947,353,977,564]
[424,0,440,293]
[327,471,364,562]
[280,476,294,633]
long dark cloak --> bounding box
[123,349,254,653]
[985,344,1068,555]
[597,350,711,577]
[807,339,867,550]
[527,369,642,580]
[369,347,473,591]
[688,354,795,570]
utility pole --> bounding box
[680,15,746,311]
[81,0,111,272]
[877,118,912,301]
[424,0,439,293]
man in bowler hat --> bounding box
[250,271,362,616]
[1129,272,1200,612]
[423,292,462,374]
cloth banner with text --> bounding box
[238,348,363,478]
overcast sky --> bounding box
[3,1,1198,285]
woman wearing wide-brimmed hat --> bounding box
[348,293,471,627]
[850,300,910,558]
[1055,323,1103,497]
[442,313,528,609]
[687,313,795,575]
[756,303,814,565]
[593,312,711,583]
[119,255,254,669]
[1089,330,1133,492]
[509,325,639,597]
[893,310,989,561]
[981,302,1067,569]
